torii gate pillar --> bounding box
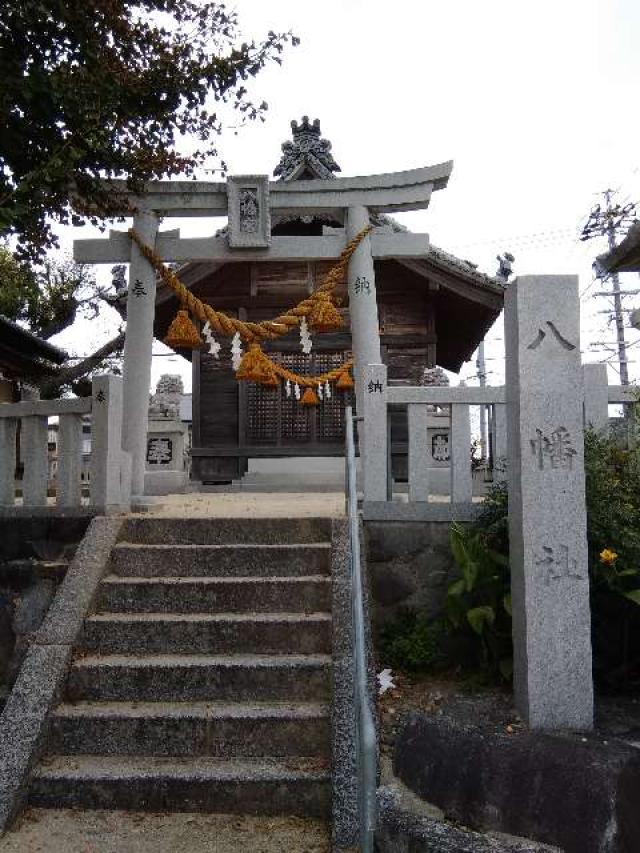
[346,205,382,414]
[121,209,160,497]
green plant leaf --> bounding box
[467,605,495,636]
[449,524,469,570]
[463,558,479,592]
[448,579,466,597]
[503,593,512,616]
[622,589,640,605]
[487,548,509,568]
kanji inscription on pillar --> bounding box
[530,426,576,470]
[131,278,147,298]
[534,544,585,586]
[147,437,173,465]
[354,276,371,295]
[432,433,450,462]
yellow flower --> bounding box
[599,549,618,565]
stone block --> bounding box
[36,516,123,646]
[0,643,72,831]
[393,712,640,853]
[364,521,458,628]
[144,469,188,496]
[90,374,126,511]
[227,175,271,248]
[145,418,187,473]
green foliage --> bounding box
[446,519,513,681]
[379,611,448,674]
[0,247,39,320]
[0,1,297,258]
[584,426,640,690]
[382,427,640,692]
[0,249,97,340]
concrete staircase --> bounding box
[29,517,334,818]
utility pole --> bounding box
[582,190,636,384]
[476,340,488,460]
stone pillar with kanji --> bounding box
[505,275,593,730]
[346,206,382,414]
[121,209,160,498]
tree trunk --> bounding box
[38,331,125,398]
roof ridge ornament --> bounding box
[273,116,341,182]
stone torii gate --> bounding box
[74,158,453,499]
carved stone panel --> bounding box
[227,175,271,248]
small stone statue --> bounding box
[148,374,184,419]
[422,367,450,387]
[111,264,127,295]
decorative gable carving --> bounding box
[273,116,341,182]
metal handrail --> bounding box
[344,405,377,851]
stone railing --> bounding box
[361,362,636,523]
[362,367,506,521]
[0,375,130,512]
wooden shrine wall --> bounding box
[191,259,437,483]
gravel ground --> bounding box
[378,673,640,757]
[0,809,330,853]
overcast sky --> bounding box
[52,0,640,392]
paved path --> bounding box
[148,491,345,517]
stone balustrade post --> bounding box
[91,374,127,511]
[0,419,18,507]
[122,209,160,498]
[582,363,609,433]
[21,416,49,506]
[408,403,430,502]
[492,403,508,482]
[57,414,83,507]
[450,402,472,502]
[505,275,593,730]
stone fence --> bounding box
[361,363,635,523]
[0,375,130,513]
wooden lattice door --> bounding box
[244,351,350,451]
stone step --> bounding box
[66,654,332,703]
[81,612,332,655]
[120,516,332,546]
[30,755,331,818]
[49,701,330,758]
[96,574,331,614]
[109,543,332,578]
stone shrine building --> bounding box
[149,119,505,483]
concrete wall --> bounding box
[364,521,458,633]
[0,515,94,701]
